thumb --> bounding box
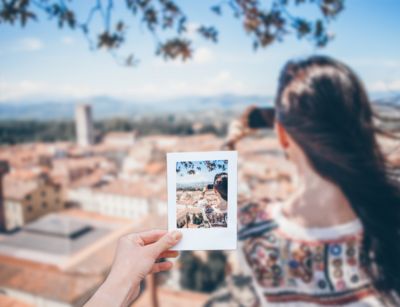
[148,231,182,257]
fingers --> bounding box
[125,229,167,245]
[147,231,182,257]
[151,261,173,273]
[158,250,179,259]
[138,229,168,245]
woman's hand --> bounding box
[85,229,182,307]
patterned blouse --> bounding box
[233,200,384,307]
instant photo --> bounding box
[167,151,237,250]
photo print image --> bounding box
[176,160,228,229]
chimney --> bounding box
[0,160,10,232]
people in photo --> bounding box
[213,172,228,224]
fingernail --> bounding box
[171,231,182,241]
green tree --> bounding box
[0,0,345,65]
[179,251,228,293]
[176,160,228,176]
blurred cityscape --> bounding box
[0,98,399,307]
[1,0,399,304]
[0,101,284,307]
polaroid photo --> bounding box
[167,151,237,251]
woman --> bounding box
[85,230,181,307]
[235,56,400,306]
[214,172,228,224]
[194,190,212,227]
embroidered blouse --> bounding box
[237,200,384,307]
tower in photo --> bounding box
[75,104,94,147]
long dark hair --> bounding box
[274,55,400,305]
[214,172,228,201]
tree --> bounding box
[0,0,345,66]
[179,251,228,293]
[176,160,228,176]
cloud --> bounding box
[176,171,211,184]
[213,71,231,83]
[350,58,400,69]
[185,22,200,40]
[0,37,44,54]
[0,71,263,103]
[18,37,44,51]
[193,47,214,64]
[152,46,215,67]
[133,70,250,98]
[369,79,400,92]
[0,80,95,102]
[61,36,75,46]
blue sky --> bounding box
[0,0,399,103]
[176,160,227,184]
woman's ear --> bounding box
[275,121,290,149]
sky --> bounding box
[176,160,227,184]
[0,0,399,103]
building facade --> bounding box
[3,176,63,231]
[0,160,10,231]
[67,179,167,220]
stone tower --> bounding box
[75,104,94,147]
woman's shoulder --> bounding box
[238,198,280,240]
[238,198,364,244]
[238,197,277,223]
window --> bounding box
[41,191,46,197]
[42,202,47,209]
[25,194,32,201]
[27,205,33,212]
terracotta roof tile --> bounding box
[3,177,38,200]
[133,286,209,307]
[0,256,102,304]
[0,294,34,307]
[95,179,166,200]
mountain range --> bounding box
[0,93,398,121]
[0,95,273,120]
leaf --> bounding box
[116,21,125,32]
[197,26,218,43]
[157,38,193,61]
[211,5,222,15]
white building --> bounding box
[67,179,167,219]
[102,131,137,147]
[75,104,94,147]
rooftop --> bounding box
[103,131,137,139]
[0,214,110,256]
[24,214,92,238]
[0,210,132,269]
[0,209,136,304]
[52,156,113,170]
[3,177,38,201]
[133,286,209,307]
[3,173,59,201]
[69,168,113,189]
[0,255,102,304]
[94,178,166,200]
[0,208,172,304]
[0,294,34,307]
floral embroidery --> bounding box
[243,237,282,288]
[238,203,375,305]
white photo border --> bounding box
[167,151,238,251]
